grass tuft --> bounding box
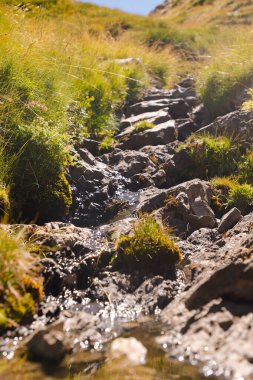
[134,120,155,132]
[0,229,43,331]
[114,215,182,274]
[181,134,241,179]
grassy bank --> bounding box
[0,0,187,222]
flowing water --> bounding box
[0,318,216,380]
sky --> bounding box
[84,0,162,15]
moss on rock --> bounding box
[114,215,182,274]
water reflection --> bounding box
[0,321,216,380]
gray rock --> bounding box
[31,223,92,248]
[160,219,253,379]
[120,108,170,129]
[137,187,168,213]
[119,120,176,150]
[103,150,154,178]
[218,207,242,234]
[78,148,96,165]
[27,321,70,362]
[168,98,191,119]
[164,179,216,232]
[143,89,174,102]
[126,99,172,117]
[199,110,253,139]
[137,179,216,232]
[190,103,211,127]
[177,119,199,141]
[186,258,253,310]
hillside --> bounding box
[0,1,253,380]
[151,0,253,25]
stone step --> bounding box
[118,120,176,150]
[126,99,172,117]
[125,98,192,120]
[120,108,170,130]
[144,86,196,102]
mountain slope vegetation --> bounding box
[151,0,253,25]
[0,0,252,223]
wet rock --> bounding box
[27,321,70,363]
[106,150,154,178]
[110,337,147,365]
[218,207,242,234]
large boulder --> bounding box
[159,219,253,379]
[185,258,253,310]
[163,180,217,233]
[198,110,253,139]
[138,179,216,233]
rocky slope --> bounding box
[1,78,253,379]
[151,0,253,25]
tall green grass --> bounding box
[197,31,253,117]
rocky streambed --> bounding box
[1,78,253,379]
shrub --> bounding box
[114,215,182,274]
[0,229,43,331]
[4,118,72,222]
[182,134,241,179]
[134,120,155,132]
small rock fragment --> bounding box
[218,208,241,234]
